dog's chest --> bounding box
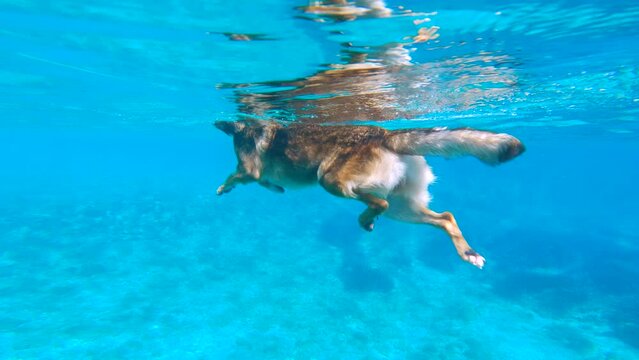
[260,160,318,188]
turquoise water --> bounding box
[1,0,639,358]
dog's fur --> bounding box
[215,119,524,269]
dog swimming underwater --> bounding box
[215,119,525,269]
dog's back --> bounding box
[256,123,387,187]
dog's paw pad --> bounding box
[464,250,486,269]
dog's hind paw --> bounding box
[358,218,375,232]
[358,212,377,232]
[464,250,486,270]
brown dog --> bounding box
[215,120,524,269]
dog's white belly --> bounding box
[347,152,436,220]
[395,155,435,204]
[384,155,436,220]
[346,152,434,202]
[342,150,403,197]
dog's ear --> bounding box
[214,121,245,136]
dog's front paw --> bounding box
[463,250,486,270]
[259,181,285,193]
[216,184,233,196]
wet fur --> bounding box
[215,119,525,269]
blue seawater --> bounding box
[1,0,638,358]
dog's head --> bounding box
[214,120,246,136]
[214,119,276,156]
[215,119,272,137]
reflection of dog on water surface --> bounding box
[297,0,393,21]
[215,119,525,269]
[218,0,460,123]
[224,42,516,124]
[222,4,516,123]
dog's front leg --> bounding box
[216,172,255,195]
[258,181,285,193]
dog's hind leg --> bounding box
[354,191,389,232]
[386,197,485,269]
[418,208,485,269]
[319,174,388,232]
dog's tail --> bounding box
[384,127,525,165]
